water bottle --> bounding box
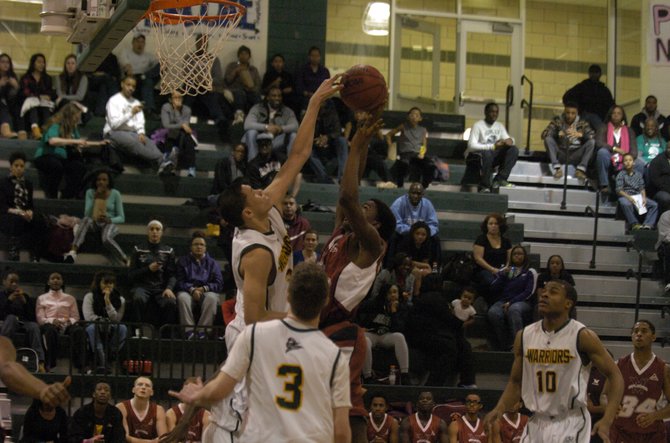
[432,262,438,273]
[508,266,516,279]
[388,365,398,385]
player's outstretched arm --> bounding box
[266,75,343,208]
[483,331,523,430]
[168,372,237,409]
[389,418,400,443]
[580,328,623,442]
[490,420,502,443]
[333,407,351,443]
[446,420,459,443]
[636,363,670,427]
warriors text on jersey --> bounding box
[521,319,590,416]
[221,318,350,443]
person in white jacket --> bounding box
[466,102,519,192]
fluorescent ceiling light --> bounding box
[362,1,390,36]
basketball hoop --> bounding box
[145,0,246,96]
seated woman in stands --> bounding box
[395,221,441,274]
[293,229,319,264]
[486,244,536,351]
[155,91,198,177]
[82,270,127,375]
[36,272,85,371]
[0,53,20,138]
[370,252,420,304]
[64,170,128,265]
[359,283,411,385]
[33,102,106,199]
[472,212,512,304]
[19,53,55,139]
[54,54,89,115]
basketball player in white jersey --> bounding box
[168,262,352,443]
[483,280,623,443]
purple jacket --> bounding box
[491,268,536,304]
[175,253,223,294]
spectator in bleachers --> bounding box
[536,255,575,293]
[595,105,644,194]
[20,398,68,443]
[562,64,614,128]
[296,46,331,112]
[211,144,248,199]
[371,252,418,303]
[64,170,128,265]
[309,99,348,184]
[387,107,435,189]
[615,153,658,231]
[183,34,231,142]
[466,102,519,192]
[0,268,45,373]
[648,141,670,213]
[366,394,399,442]
[157,91,197,177]
[406,274,475,387]
[55,54,88,114]
[281,194,311,253]
[128,220,178,332]
[389,182,439,259]
[117,34,159,114]
[487,245,536,351]
[242,86,298,160]
[175,231,223,340]
[631,95,665,138]
[82,271,127,375]
[19,53,55,139]
[396,221,441,273]
[247,133,283,189]
[399,391,448,441]
[104,76,172,174]
[116,377,167,442]
[359,283,410,385]
[165,377,210,438]
[36,272,85,371]
[87,53,121,117]
[33,102,103,199]
[542,102,595,180]
[68,382,125,443]
[293,229,319,265]
[261,53,298,113]
[0,53,20,139]
[224,45,262,117]
[448,393,488,442]
[636,117,665,167]
[451,287,477,329]
[0,151,42,261]
[345,110,394,189]
[472,213,512,305]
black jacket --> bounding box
[68,403,125,443]
[648,153,670,197]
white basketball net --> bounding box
[147,1,244,96]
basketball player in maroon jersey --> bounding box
[117,377,167,443]
[367,393,399,443]
[400,391,448,443]
[610,320,670,443]
[166,378,210,441]
[319,113,396,442]
[448,393,488,443]
[490,400,527,443]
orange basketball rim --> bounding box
[146,0,246,25]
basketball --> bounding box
[340,64,388,113]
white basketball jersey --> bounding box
[221,318,351,443]
[521,319,590,416]
[230,207,292,336]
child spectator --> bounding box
[616,152,658,230]
[82,271,127,375]
[19,399,68,443]
[0,268,45,372]
[54,54,89,113]
[64,170,127,265]
[157,91,198,177]
[36,272,85,371]
[452,287,477,328]
[387,107,435,189]
[0,53,20,138]
[19,53,55,139]
[360,283,411,385]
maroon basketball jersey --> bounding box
[123,399,158,440]
[171,405,205,442]
[367,412,395,442]
[613,353,667,436]
[408,413,442,443]
[457,415,488,443]
[498,413,528,443]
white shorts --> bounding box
[521,407,591,443]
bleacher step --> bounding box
[510,213,626,242]
[530,242,653,272]
[501,186,616,215]
[573,275,663,302]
